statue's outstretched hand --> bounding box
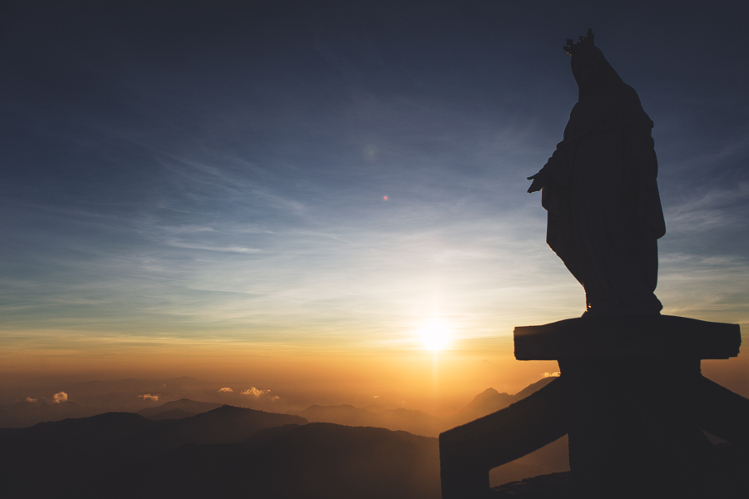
[527,170,548,193]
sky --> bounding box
[1,0,748,409]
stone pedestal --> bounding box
[439,315,746,499]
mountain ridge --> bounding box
[138,398,222,419]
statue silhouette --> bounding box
[528,30,665,316]
[440,30,747,499]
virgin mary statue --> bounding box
[527,30,666,316]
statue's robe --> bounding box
[540,46,666,315]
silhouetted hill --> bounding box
[297,378,561,438]
[2,411,157,447]
[0,405,306,459]
[444,377,569,484]
[300,403,373,425]
[64,376,225,415]
[0,378,571,498]
[298,404,447,436]
[451,377,556,426]
[144,407,194,420]
[452,388,514,424]
[0,412,440,499]
[380,407,447,436]
[135,405,307,451]
[514,377,557,400]
[0,399,99,428]
[137,398,221,419]
[134,423,442,498]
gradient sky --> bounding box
[2,1,747,404]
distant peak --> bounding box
[473,388,503,401]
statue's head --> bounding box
[564,29,624,98]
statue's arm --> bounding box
[527,140,571,193]
[526,171,548,193]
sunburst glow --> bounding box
[419,318,452,351]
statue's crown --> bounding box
[564,29,594,55]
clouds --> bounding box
[240,387,269,397]
[0,0,747,364]
[241,387,278,401]
[214,386,279,401]
[23,392,67,404]
[139,394,160,401]
[664,183,749,238]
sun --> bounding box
[419,318,451,351]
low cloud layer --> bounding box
[138,394,160,401]
[52,392,68,403]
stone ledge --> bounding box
[514,315,741,360]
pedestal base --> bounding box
[561,358,710,499]
[439,316,746,499]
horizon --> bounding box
[2,1,747,421]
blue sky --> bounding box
[1,0,747,371]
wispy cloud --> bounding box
[1,1,747,380]
[25,397,37,403]
[217,387,233,393]
[138,394,160,401]
[665,183,749,234]
[163,241,262,254]
[52,392,68,404]
[658,252,749,323]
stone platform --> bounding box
[440,315,747,499]
[514,314,741,360]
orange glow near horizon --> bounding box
[0,328,556,415]
[1,323,747,418]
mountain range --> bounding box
[295,376,558,438]
[0,375,557,431]
[450,377,556,426]
[299,403,448,436]
[137,398,222,420]
[0,399,99,428]
[0,377,572,497]
[0,406,439,498]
